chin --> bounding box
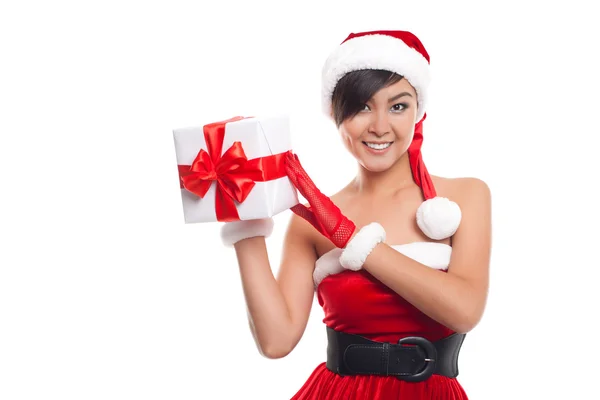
[358,157,398,172]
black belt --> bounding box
[326,327,466,382]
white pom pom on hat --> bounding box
[321,30,461,240]
[416,196,461,240]
[407,117,461,240]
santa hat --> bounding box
[321,30,461,240]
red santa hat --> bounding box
[321,30,461,240]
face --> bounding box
[337,78,418,172]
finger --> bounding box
[296,174,325,210]
[291,204,324,233]
[286,152,319,190]
[285,156,305,190]
[291,203,312,218]
[287,169,315,203]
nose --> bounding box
[368,110,391,137]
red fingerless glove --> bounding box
[285,152,356,248]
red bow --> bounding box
[177,116,289,222]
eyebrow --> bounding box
[388,92,413,102]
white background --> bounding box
[1,1,599,399]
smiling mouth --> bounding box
[363,141,393,150]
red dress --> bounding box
[291,242,469,400]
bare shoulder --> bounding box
[431,176,491,204]
[432,175,492,249]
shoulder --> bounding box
[432,176,491,204]
[455,177,490,197]
[431,176,491,233]
[440,177,492,247]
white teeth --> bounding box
[365,142,392,150]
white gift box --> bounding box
[173,115,299,223]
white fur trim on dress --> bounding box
[313,242,451,287]
[416,197,462,240]
[321,34,431,123]
[339,222,386,271]
[393,242,452,270]
[220,218,274,247]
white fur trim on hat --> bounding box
[339,222,386,271]
[416,197,461,240]
[321,34,431,123]
[220,218,274,247]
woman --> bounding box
[220,30,491,399]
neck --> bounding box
[351,153,415,197]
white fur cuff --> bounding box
[339,222,386,271]
[220,218,274,247]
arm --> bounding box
[231,213,317,359]
[359,178,492,333]
[227,151,355,359]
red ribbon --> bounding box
[177,116,290,222]
[407,112,437,200]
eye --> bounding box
[391,103,407,112]
[360,104,371,112]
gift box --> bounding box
[173,115,300,223]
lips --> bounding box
[363,141,393,151]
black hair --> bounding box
[331,69,404,127]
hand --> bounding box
[285,152,356,248]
